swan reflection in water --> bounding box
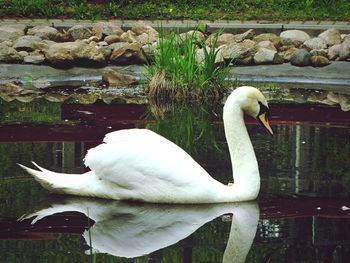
[22,199,259,262]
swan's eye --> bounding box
[257,101,270,118]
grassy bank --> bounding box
[0,0,349,21]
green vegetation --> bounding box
[146,31,229,100]
[148,103,222,156]
[0,0,349,21]
[0,98,61,124]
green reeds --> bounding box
[148,103,222,156]
[146,31,230,101]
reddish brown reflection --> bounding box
[0,104,348,142]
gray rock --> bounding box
[310,55,330,67]
[290,49,311,66]
[104,34,121,45]
[318,28,342,46]
[0,81,23,93]
[70,41,106,65]
[18,51,29,57]
[179,30,205,42]
[110,42,145,65]
[0,24,26,42]
[32,79,50,89]
[302,37,327,51]
[45,40,105,66]
[0,43,23,62]
[44,42,78,65]
[339,35,350,60]
[27,26,60,41]
[257,40,277,51]
[326,93,350,111]
[253,33,281,48]
[13,35,48,52]
[71,94,97,104]
[234,29,255,42]
[92,22,124,39]
[253,47,283,64]
[68,25,93,40]
[141,43,157,61]
[196,46,223,64]
[42,39,57,47]
[99,42,127,58]
[280,47,297,62]
[1,40,13,47]
[24,54,45,64]
[136,32,158,45]
[310,49,328,57]
[120,30,138,43]
[206,33,237,47]
[102,68,138,86]
[237,55,254,65]
[97,41,108,47]
[280,30,310,47]
[131,21,158,37]
[328,44,341,60]
[87,36,100,43]
[220,41,257,64]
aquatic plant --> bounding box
[147,102,222,156]
[145,30,230,101]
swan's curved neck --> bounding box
[223,94,260,200]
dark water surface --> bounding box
[0,97,350,262]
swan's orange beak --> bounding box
[258,112,273,135]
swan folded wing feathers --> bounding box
[84,129,224,202]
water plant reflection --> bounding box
[148,102,222,155]
[21,197,259,262]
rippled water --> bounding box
[0,97,349,262]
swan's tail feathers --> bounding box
[17,163,57,191]
[18,162,97,197]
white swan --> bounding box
[19,86,272,203]
[20,198,259,261]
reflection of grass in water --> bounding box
[0,98,61,124]
[148,103,221,156]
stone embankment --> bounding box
[0,20,349,70]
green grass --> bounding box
[0,0,349,21]
[0,98,61,124]
[146,30,230,100]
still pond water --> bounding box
[0,95,350,263]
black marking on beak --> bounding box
[257,102,273,135]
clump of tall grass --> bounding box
[146,31,230,101]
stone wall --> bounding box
[0,21,349,68]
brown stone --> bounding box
[110,43,145,65]
[310,55,330,67]
[102,68,138,86]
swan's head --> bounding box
[227,86,273,135]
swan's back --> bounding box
[84,129,225,203]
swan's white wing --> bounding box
[84,129,224,202]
